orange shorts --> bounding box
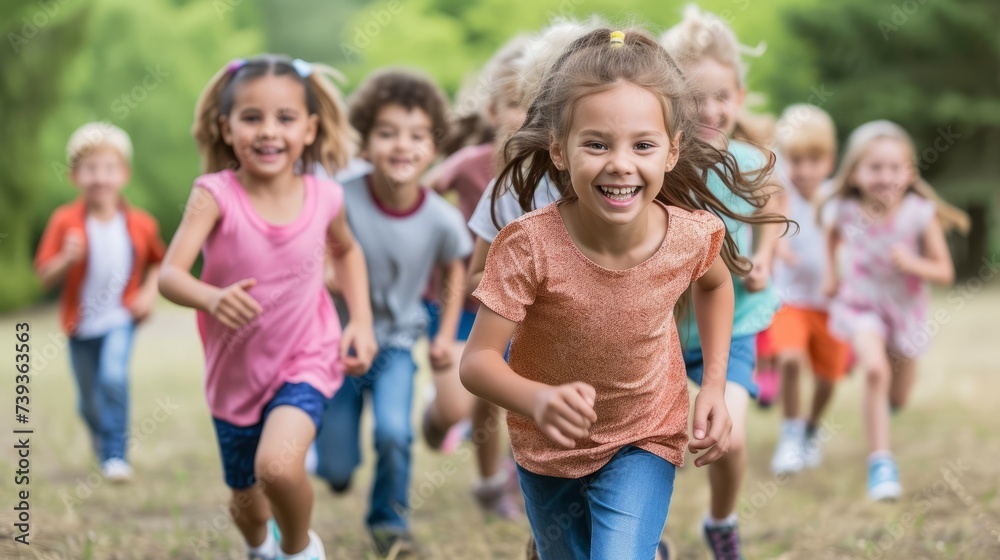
[770,306,851,381]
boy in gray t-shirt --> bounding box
[315,70,471,554]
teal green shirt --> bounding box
[679,140,779,350]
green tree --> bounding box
[775,0,1000,275]
[2,0,264,312]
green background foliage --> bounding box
[2,0,996,311]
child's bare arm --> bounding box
[158,188,261,329]
[466,237,490,297]
[429,258,467,370]
[461,306,596,449]
[745,180,787,293]
[688,258,734,467]
[891,216,954,285]
[327,204,377,375]
[823,225,841,298]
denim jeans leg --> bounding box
[96,323,134,462]
[367,348,417,531]
[517,465,592,560]
[587,446,676,559]
[315,373,367,487]
[69,336,103,455]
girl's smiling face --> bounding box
[220,74,318,179]
[851,137,915,207]
[691,57,745,150]
[550,81,680,228]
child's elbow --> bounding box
[156,266,173,297]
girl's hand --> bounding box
[775,238,797,266]
[688,389,732,467]
[208,278,262,330]
[341,321,377,376]
[889,244,919,275]
[744,255,771,293]
[429,335,454,370]
[532,382,597,449]
[129,289,157,323]
[61,229,85,264]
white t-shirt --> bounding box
[467,174,561,243]
[772,176,838,310]
[76,213,134,339]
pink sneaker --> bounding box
[756,367,779,408]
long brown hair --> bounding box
[192,53,356,175]
[493,26,786,276]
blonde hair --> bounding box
[443,34,534,155]
[774,104,837,157]
[496,25,787,277]
[66,122,132,167]
[192,54,356,175]
[660,4,750,87]
[826,120,969,233]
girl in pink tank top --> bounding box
[159,54,376,560]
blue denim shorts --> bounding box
[423,300,477,342]
[212,382,327,489]
[684,334,759,399]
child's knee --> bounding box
[254,450,304,488]
[374,423,412,455]
[230,490,269,526]
[864,363,891,388]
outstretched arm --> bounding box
[688,258,735,467]
[327,204,377,375]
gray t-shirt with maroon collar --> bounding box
[336,174,472,349]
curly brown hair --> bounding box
[348,69,451,150]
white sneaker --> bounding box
[101,458,133,482]
[770,420,805,475]
[281,530,325,560]
[247,519,281,560]
[802,429,823,469]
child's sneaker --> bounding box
[101,458,133,483]
[281,529,325,560]
[770,420,805,475]
[703,516,744,560]
[247,518,281,560]
[801,425,823,469]
[756,367,779,408]
[371,528,420,558]
[868,454,902,502]
[473,480,522,521]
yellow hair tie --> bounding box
[610,30,625,47]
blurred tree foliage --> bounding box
[1,0,262,311]
[775,0,1000,274]
[3,0,995,312]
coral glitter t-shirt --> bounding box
[473,201,726,477]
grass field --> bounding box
[1,286,999,559]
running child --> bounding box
[768,104,851,475]
[462,26,783,559]
[158,54,377,560]
[661,6,789,558]
[312,69,472,556]
[823,120,968,501]
[35,122,165,482]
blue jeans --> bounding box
[68,322,135,462]
[517,446,677,560]
[316,348,417,531]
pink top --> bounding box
[473,202,725,477]
[194,170,345,426]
